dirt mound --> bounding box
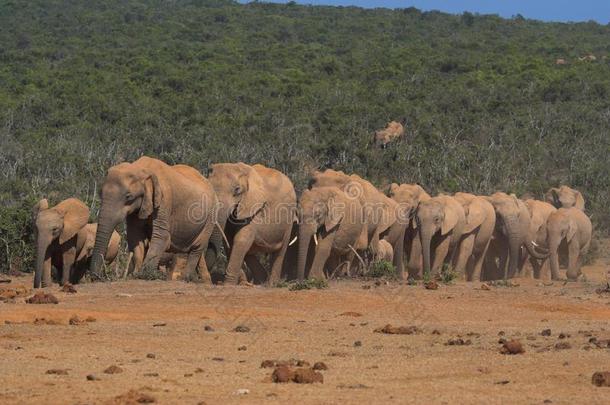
[0,285,31,302]
[46,369,68,375]
[26,292,59,304]
[61,283,77,293]
[107,389,156,404]
[271,365,323,384]
[339,311,363,317]
[592,372,610,387]
[374,324,421,335]
[501,340,525,355]
[104,365,124,374]
[34,318,62,325]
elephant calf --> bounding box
[33,198,120,288]
[546,207,592,281]
[296,186,365,280]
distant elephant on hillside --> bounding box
[90,157,218,283]
[546,207,592,281]
[209,162,297,285]
[296,186,365,280]
[545,186,585,211]
[33,198,120,288]
[452,193,496,281]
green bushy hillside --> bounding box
[1,0,609,272]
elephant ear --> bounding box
[463,201,486,234]
[235,166,266,220]
[387,183,399,196]
[32,198,49,222]
[139,172,162,219]
[76,224,96,262]
[574,190,585,210]
[545,188,559,206]
[57,199,90,244]
[324,199,343,232]
[441,205,459,236]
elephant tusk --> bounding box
[347,244,367,272]
[289,236,298,246]
[313,233,318,246]
[531,241,539,247]
[215,222,231,250]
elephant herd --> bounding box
[31,156,593,289]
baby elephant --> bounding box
[377,239,394,262]
[32,198,120,288]
[546,207,592,281]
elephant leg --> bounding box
[184,249,204,282]
[567,240,582,280]
[225,226,255,285]
[390,229,406,279]
[268,226,293,285]
[471,239,490,282]
[453,234,474,280]
[131,241,146,276]
[309,236,333,280]
[431,235,450,276]
[245,255,267,285]
[61,239,77,286]
[184,219,215,282]
[407,234,423,279]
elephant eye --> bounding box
[233,185,243,196]
[125,193,135,202]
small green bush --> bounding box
[368,260,397,279]
[135,263,167,281]
[287,278,328,291]
[439,263,458,284]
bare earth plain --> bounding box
[1,265,609,405]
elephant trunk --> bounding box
[548,240,561,280]
[525,240,549,260]
[420,228,433,278]
[506,231,522,279]
[297,224,315,280]
[90,205,122,275]
[34,236,52,288]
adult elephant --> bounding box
[309,170,402,274]
[545,186,585,211]
[546,208,592,281]
[208,163,297,285]
[387,183,431,279]
[296,186,365,280]
[452,193,496,281]
[522,199,557,279]
[485,192,547,279]
[90,157,218,282]
[415,195,466,278]
[32,198,120,288]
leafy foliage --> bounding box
[368,259,397,279]
[287,278,328,290]
[2,1,610,273]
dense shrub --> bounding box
[1,1,610,273]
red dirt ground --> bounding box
[1,265,609,404]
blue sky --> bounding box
[240,1,610,24]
